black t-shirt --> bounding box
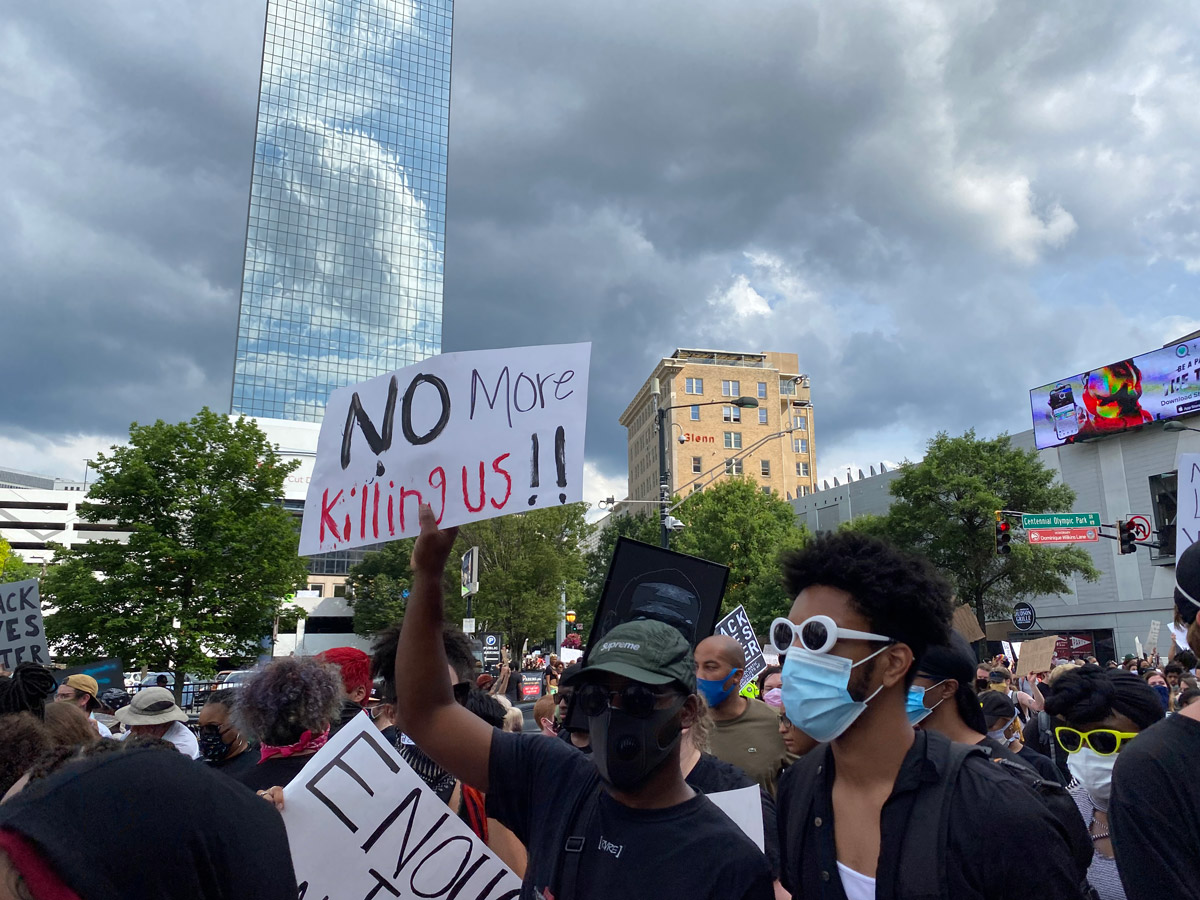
[1110,712,1200,900]
[207,746,260,785]
[487,729,773,900]
[686,752,781,879]
[777,731,1084,899]
[234,754,313,793]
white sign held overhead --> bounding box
[0,579,47,669]
[1179,453,1200,556]
[280,716,521,900]
[300,343,591,556]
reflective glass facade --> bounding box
[231,0,451,421]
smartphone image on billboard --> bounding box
[1049,383,1079,440]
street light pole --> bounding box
[657,400,671,548]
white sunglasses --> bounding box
[770,614,893,655]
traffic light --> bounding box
[1117,520,1137,555]
[995,511,1012,556]
[565,610,578,633]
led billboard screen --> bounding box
[1030,337,1200,450]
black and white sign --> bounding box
[0,579,47,668]
[714,604,766,690]
[480,632,502,672]
[1012,601,1037,632]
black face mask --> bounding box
[975,678,989,692]
[199,731,232,764]
[589,699,685,790]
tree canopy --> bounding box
[346,538,414,637]
[0,536,39,583]
[848,430,1099,637]
[42,409,308,682]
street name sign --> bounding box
[1021,512,1101,528]
[1027,527,1099,544]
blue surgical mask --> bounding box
[781,645,889,743]
[697,669,740,708]
[905,681,945,726]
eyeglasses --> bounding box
[779,712,792,729]
[575,683,683,720]
[1054,726,1139,756]
[770,614,894,655]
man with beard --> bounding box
[1109,539,1200,899]
[395,504,772,900]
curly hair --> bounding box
[688,693,715,752]
[0,663,56,720]
[1042,665,1165,731]
[0,712,50,796]
[234,657,343,746]
[780,531,953,683]
[370,622,478,687]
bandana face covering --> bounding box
[259,728,330,762]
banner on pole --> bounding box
[281,716,521,900]
[0,579,47,669]
[300,343,590,556]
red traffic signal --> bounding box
[995,515,1012,555]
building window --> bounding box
[333,584,347,598]
[800,462,810,477]
[692,483,702,494]
[793,415,807,430]
[761,460,771,476]
[307,584,324,597]
[722,380,740,397]
[692,456,702,474]
[780,379,796,396]
[685,377,704,394]
[690,405,700,421]
[725,458,744,475]
[723,406,741,423]
[724,432,742,450]
[794,439,808,454]
[757,382,768,399]
[762,486,771,495]
[800,439,808,454]
[758,408,768,425]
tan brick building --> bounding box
[620,349,816,504]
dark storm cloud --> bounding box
[2,0,1198,490]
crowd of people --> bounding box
[0,505,1197,899]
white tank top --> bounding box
[837,862,877,900]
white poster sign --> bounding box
[1147,620,1161,654]
[714,604,766,691]
[281,716,521,900]
[300,343,591,556]
[708,785,764,850]
[0,579,47,669]
[1178,453,1200,556]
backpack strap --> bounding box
[895,737,986,900]
[551,780,603,899]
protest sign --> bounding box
[0,579,47,669]
[281,715,521,900]
[1147,620,1161,656]
[1014,635,1059,679]
[951,603,986,643]
[708,786,764,851]
[57,658,125,695]
[1179,453,1200,556]
[300,343,591,556]
[586,538,728,655]
[714,605,766,690]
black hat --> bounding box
[563,620,696,691]
[1175,540,1200,625]
[916,631,976,687]
[979,690,1017,723]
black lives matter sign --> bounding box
[0,579,48,668]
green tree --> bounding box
[580,508,660,637]
[42,409,308,691]
[849,430,1100,640]
[346,539,414,637]
[0,535,39,583]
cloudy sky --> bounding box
[3,0,1199,507]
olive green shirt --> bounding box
[706,697,793,797]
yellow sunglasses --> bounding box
[1054,726,1138,756]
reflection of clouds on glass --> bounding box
[232,0,451,422]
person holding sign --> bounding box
[395,504,773,900]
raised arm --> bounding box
[394,504,493,792]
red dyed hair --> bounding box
[317,647,372,704]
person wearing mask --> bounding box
[757,665,782,698]
[1108,540,1200,900]
[0,741,297,899]
[113,686,200,758]
[1140,670,1169,711]
[395,504,773,900]
[533,695,558,736]
[196,688,257,781]
[695,635,793,797]
[232,656,342,792]
[366,677,400,747]
[53,674,113,738]
[979,690,1066,785]
[975,663,992,693]
[986,666,1042,722]
[316,645,372,732]
[774,531,1084,900]
[1042,665,1164,900]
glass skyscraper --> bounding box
[231,0,451,422]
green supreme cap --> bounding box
[568,619,697,691]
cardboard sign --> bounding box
[951,604,986,643]
[714,605,766,690]
[281,716,521,900]
[1015,634,1060,679]
[300,343,591,556]
[0,579,47,669]
[1147,620,1161,654]
[57,658,125,695]
[1179,453,1200,555]
[586,538,729,653]
[708,785,764,851]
